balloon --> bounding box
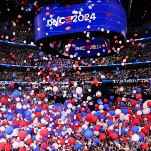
[12,91,20,98]
[1,97,7,104]
[69,137,75,145]
[5,127,13,135]
[141,143,148,150]
[117,97,122,102]
[19,148,26,151]
[121,128,127,135]
[53,86,58,92]
[74,143,82,150]
[115,109,121,114]
[109,110,115,116]
[18,131,27,140]
[131,126,139,133]
[112,133,118,139]
[136,94,142,100]
[34,146,40,151]
[40,129,48,137]
[10,82,14,87]
[76,87,82,94]
[86,113,93,122]
[107,120,113,126]
[41,142,48,150]
[131,134,140,142]
[131,100,137,106]
[84,130,93,138]
[5,144,12,151]
[99,133,106,140]
[93,137,100,144]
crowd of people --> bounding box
[0,40,151,151]
[0,42,151,68]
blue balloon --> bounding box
[12,90,20,98]
[109,110,115,116]
[34,146,40,151]
[12,73,16,78]
[110,96,114,100]
[5,126,13,135]
[26,111,31,117]
[107,120,113,126]
[131,126,139,133]
[122,108,128,114]
[0,132,4,138]
[137,88,141,93]
[39,52,43,56]
[121,128,127,135]
[84,130,93,138]
[74,143,82,150]
[104,104,109,109]
[93,137,100,144]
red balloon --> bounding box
[144,124,150,129]
[40,129,48,137]
[69,137,75,145]
[5,144,12,151]
[117,97,122,102]
[0,143,5,150]
[147,101,151,107]
[59,138,65,146]
[92,116,98,123]
[86,113,93,122]
[39,93,45,99]
[94,125,100,131]
[1,97,7,104]
[26,139,32,145]
[19,148,26,151]
[10,82,14,87]
[112,133,118,139]
[93,79,98,85]
[136,94,142,100]
[18,131,27,140]
[122,136,127,142]
[99,133,106,140]
[26,68,30,72]
[141,143,148,150]
[41,142,48,149]
[131,100,137,106]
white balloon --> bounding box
[137,110,142,115]
[13,141,19,148]
[96,91,101,97]
[93,131,99,136]
[120,87,124,91]
[99,105,104,110]
[115,109,121,115]
[67,128,72,133]
[67,103,73,109]
[66,109,71,114]
[131,134,140,142]
[133,90,137,94]
[82,124,88,130]
[87,96,92,101]
[76,87,82,94]
[53,86,58,92]
[122,97,126,101]
[143,108,150,114]
[16,103,22,109]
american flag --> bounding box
[65,16,72,23]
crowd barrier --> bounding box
[0,78,150,85]
[0,61,151,69]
